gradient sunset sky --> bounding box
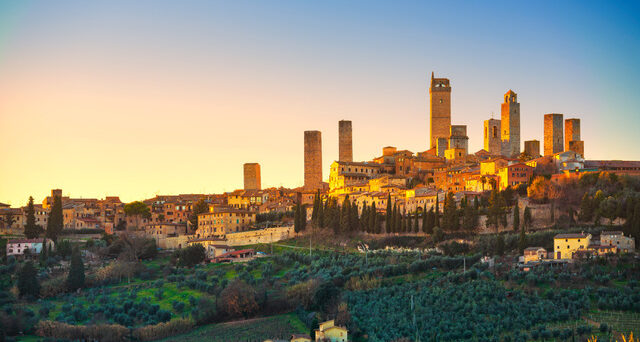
[1,0,639,206]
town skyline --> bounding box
[2,1,640,206]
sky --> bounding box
[1,0,639,207]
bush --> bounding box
[35,320,128,342]
[132,318,194,341]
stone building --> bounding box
[565,118,584,157]
[524,140,541,158]
[544,113,564,156]
[429,72,451,149]
[243,163,261,190]
[436,137,448,158]
[304,130,323,190]
[338,120,353,162]
[448,125,469,154]
[569,141,584,158]
[501,90,521,157]
[484,118,501,155]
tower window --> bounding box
[439,99,444,104]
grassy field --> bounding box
[159,313,308,342]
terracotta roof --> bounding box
[555,233,590,239]
[8,238,45,244]
[601,231,624,235]
[524,247,546,251]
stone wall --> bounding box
[338,120,353,162]
[225,226,296,246]
[158,235,190,250]
[304,130,323,190]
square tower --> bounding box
[243,163,261,190]
[524,140,541,158]
[304,131,323,190]
[448,125,468,155]
[429,72,451,149]
[501,90,521,157]
[565,118,580,151]
[484,119,501,155]
[338,120,353,162]
[544,114,564,156]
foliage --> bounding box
[189,198,209,228]
[35,320,128,342]
[24,196,43,238]
[219,279,258,319]
[67,246,85,291]
[174,244,206,267]
[46,194,63,242]
[18,261,40,298]
[133,318,194,341]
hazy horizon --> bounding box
[1,0,639,206]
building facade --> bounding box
[484,118,501,155]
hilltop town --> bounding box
[1,74,640,342]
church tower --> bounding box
[429,72,451,149]
[501,90,521,157]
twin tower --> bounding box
[429,72,520,157]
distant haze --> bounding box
[1,1,639,206]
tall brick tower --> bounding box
[429,72,451,149]
[500,90,521,157]
[484,118,501,155]
[243,163,261,190]
[304,130,322,190]
[544,113,564,156]
[338,120,353,162]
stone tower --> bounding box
[483,118,501,155]
[524,140,541,158]
[304,130,323,190]
[544,113,564,156]
[429,72,451,149]
[448,125,468,154]
[565,118,580,148]
[243,163,261,190]
[338,120,353,162]
[500,90,521,157]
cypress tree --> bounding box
[435,194,440,228]
[67,246,85,291]
[513,198,520,231]
[413,212,419,233]
[360,203,368,232]
[24,196,42,239]
[422,209,427,233]
[518,226,527,253]
[18,261,40,298]
[524,206,532,229]
[311,191,319,224]
[385,194,392,234]
[46,194,63,243]
[39,239,48,266]
[318,196,325,228]
[294,202,302,233]
[373,204,380,234]
[369,202,376,233]
[341,195,351,233]
[395,205,401,233]
[350,201,359,232]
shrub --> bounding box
[35,320,128,342]
[133,318,194,341]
